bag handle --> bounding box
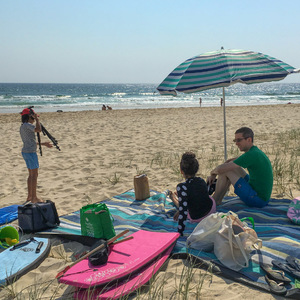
[240,217,255,229]
[239,217,262,249]
[48,200,60,226]
[107,209,114,222]
[90,205,114,222]
[227,217,249,269]
[35,202,57,229]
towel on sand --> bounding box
[0,205,19,225]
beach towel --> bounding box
[0,205,19,225]
[39,190,300,297]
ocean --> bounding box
[0,82,300,113]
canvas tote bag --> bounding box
[186,212,227,252]
[214,214,262,271]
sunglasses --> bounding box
[233,137,248,143]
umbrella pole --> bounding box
[223,87,227,161]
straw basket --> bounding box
[134,174,150,201]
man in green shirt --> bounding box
[207,127,273,207]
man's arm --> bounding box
[35,141,53,148]
[33,113,42,132]
[207,161,240,185]
[224,157,238,163]
[211,161,239,176]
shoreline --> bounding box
[1,102,299,115]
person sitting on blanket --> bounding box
[207,127,273,208]
[169,152,216,236]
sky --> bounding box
[1,0,300,84]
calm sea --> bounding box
[0,82,300,113]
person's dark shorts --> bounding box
[22,152,39,169]
[234,175,268,208]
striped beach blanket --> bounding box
[44,189,299,296]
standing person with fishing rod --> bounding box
[20,107,53,203]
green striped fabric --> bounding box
[157,49,299,95]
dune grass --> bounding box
[0,253,212,300]
[147,128,300,199]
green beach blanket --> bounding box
[40,189,300,297]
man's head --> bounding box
[234,127,254,152]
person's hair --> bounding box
[180,151,199,177]
[21,114,34,124]
[21,114,30,123]
[235,127,254,142]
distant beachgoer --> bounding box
[207,127,273,208]
[220,98,223,106]
[169,152,216,236]
[199,97,202,107]
[102,105,106,110]
[107,105,112,110]
[20,108,53,203]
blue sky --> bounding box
[1,0,300,84]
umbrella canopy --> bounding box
[157,48,299,159]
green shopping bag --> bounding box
[80,203,115,239]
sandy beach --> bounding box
[1,104,299,299]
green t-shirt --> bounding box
[233,146,273,202]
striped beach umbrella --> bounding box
[157,48,299,159]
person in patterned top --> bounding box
[169,152,216,235]
[20,108,52,203]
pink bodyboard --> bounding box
[74,244,174,299]
[59,230,179,288]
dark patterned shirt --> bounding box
[20,123,36,153]
[176,177,212,235]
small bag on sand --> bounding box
[18,200,60,233]
[80,203,115,239]
[287,197,300,225]
[134,174,150,201]
[214,213,262,271]
[88,239,109,266]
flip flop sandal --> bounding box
[265,275,287,296]
[22,200,31,205]
[260,263,291,284]
[286,255,300,272]
[272,260,300,280]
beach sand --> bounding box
[0,104,299,299]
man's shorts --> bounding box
[234,175,268,208]
[22,152,39,170]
